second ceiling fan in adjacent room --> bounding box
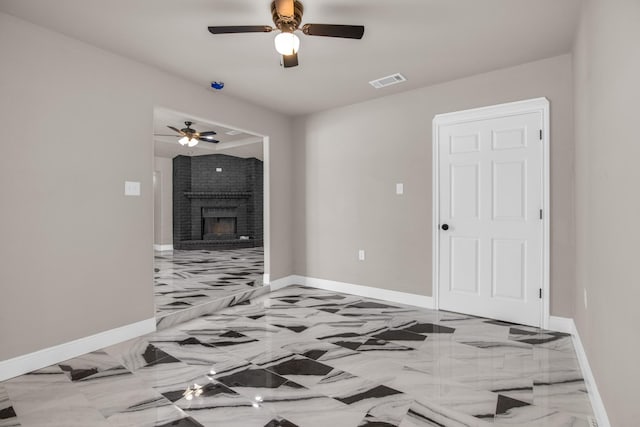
[155,121,219,147]
[207,0,365,68]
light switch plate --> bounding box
[216,167,223,172]
[125,181,141,196]
[358,250,365,261]
[396,183,404,195]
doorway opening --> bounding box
[152,107,270,329]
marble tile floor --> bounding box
[154,248,265,329]
[0,285,595,427]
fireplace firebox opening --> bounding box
[201,207,238,240]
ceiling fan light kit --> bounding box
[179,136,199,147]
[274,32,300,55]
[207,0,364,68]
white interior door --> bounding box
[435,103,546,327]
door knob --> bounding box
[441,224,449,231]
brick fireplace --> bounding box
[173,154,263,250]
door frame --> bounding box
[152,106,271,286]
[431,97,550,328]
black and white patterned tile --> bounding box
[154,248,266,329]
[1,284,596,426]
[0,386,19,427]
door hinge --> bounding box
[539,129,543,140]
[539,209,543,220]
[539,288,543,299]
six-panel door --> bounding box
[438,112,543,326]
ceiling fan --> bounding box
[207,0,365,68]
[155,121,219,147]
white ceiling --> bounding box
[0,0,582,116]
[153,108,263,160]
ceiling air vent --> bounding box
[369,73,407,89]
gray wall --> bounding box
[293,54,575,317]
[573,0,640,424]
[0,12,293,361]
[154,156,173,246]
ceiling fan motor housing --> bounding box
[271,0,304,32]
[181,121,195,134]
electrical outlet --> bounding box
[584,288,588,309]
[358,250,365,261]
[396,183,404,195]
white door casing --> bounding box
[432,98,550,328]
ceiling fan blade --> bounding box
[282,52,299,68]
[167,126,185,135]
[198,134,219,141]
[154,134,182,137]
[302,24,365,39]
[199,131,218,137]
[208,25,273,34]
[275,0,294,17]
[198,136,220,143]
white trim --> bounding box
[151,106,271,306]
[262,135,271,287]
[548,315,574,334]
[432,108,441,316]
[262,273,270,285]
[302,276,434,309]
[153,244,174,251]
[570,321,611,427]
[0,318,156,382]
[267,275,434,309]
[547,317,610,427]
[432,97,550,328]
[541,99,551,329]
[269,275,304,291]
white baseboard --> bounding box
[269,275,304,290]
[268,275,434,309]
[547,317,610,427]
[0,318,156,382]
[570,320,611,427]
[548,316,574,334]
[153,244,174,251]
[304,276,435,309]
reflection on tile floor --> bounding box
[154,248,265,329]
[0,285,595,426]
